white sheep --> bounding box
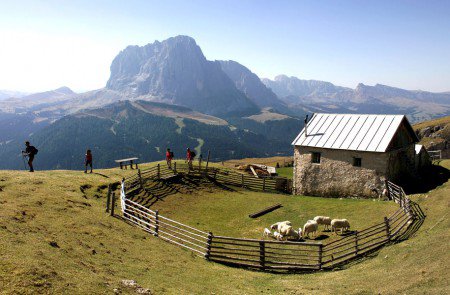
[331,219,350,235]
[303,220,318,239]
[262,228,272,238]
[279,224,300,240]
[298,228,303,239]
[270,221,292,231]
[273,231,284,241]
[313,216,332,231]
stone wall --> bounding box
[293,147,391,198]
[293,144,421,198]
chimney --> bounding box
[304,115,309,137]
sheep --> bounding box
[331,219,350,235]
[298,228,303,239]
[303,220,318,239]
[273,231,284,241]
[313,216,332,231]
[262,228,272,238]
[279,224,300,240]
[270,221,292,231]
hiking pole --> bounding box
[21,152,27,170]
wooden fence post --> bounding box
[205,232,213,260]
[138,169,143,189]
[154,210,159,237]
[355,231,359,256]
[106,184,111,213]
[259,240,265,270]
[110,192,116,216]
[205,150,211,171]
[241,174,244,187]
[384,217,391,241]
[157,164,160,180]
[173,162,177,174]
[262,178,266,191]
[318,244,323,270]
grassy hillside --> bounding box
[0,161,449,294]
[413,114,450,130]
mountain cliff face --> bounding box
[106,36,258,117]
[218,61,287,110]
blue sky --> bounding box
[0,0,449,93]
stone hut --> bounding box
[292,113,421,198]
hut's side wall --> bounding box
[293,147,388,198]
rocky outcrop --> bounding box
[106,36,258,117]
[218,60,287,110]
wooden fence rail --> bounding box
[115,167,424,271]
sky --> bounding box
[0,0,449,93]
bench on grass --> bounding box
[115,157,139,169]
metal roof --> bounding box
[292,113,415,152]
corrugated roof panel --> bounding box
[375,115,404,151]
[339,115,367,150]
[366,116,396,151]
[347,115,377,151]
[357,116,387,151]
[334,115,360,149]
[294,113,322,146]
[321,115,351,149]
[307,114,338,147]
[292,113,411,152]
[302,114,330,146]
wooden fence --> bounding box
[110,165,425,272]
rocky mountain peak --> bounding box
[105,36,258,117]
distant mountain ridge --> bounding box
[262,75,450,123]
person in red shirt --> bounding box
[186,148,193,170]
[84,149,93,173]
[166,148,173,169]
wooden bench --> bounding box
[115,157,139,169]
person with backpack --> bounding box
[84,149,93,173]
[22,141,38,172]
[166,148,174,169]
[186,148,195,170]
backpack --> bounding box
[170,151,174,158]
[190,151,196,158]
[30,146,38,155]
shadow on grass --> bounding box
[128,174,238,208]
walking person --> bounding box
[85,149,93,173]
[186,148,195,170]
[166,148,174,169]
[22,141,38,172]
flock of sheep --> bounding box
[263,216,351,241]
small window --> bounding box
[311,152,321,164]
[353,157,362,167]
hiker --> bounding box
[22,141,38,172]
[85,149,93,173]
[186,148,195,170]
[166,148,174,169]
